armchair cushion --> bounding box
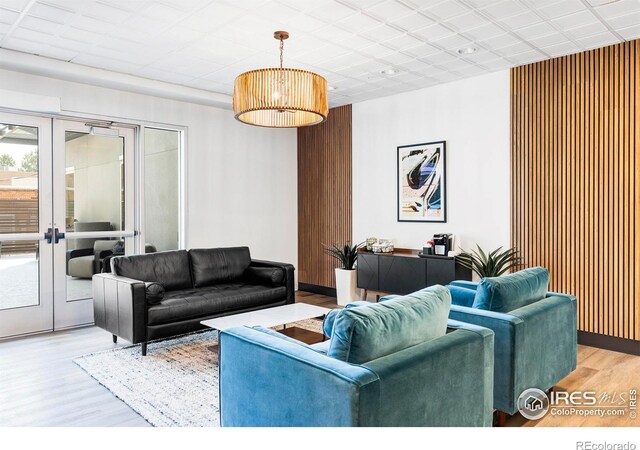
[327,286,451,364]
[448,285,476,307]
[472,267,549,312]
[244,266,284,287]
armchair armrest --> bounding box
[66,247,94,275]
[219,326,380,426]
[250,259,295,304]
[92,273,147,344]
[448,280,479,291]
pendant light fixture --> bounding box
[233,31,328,128]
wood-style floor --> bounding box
[0,291,637,427]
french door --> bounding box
[0,114,135,338]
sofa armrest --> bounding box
[219,326,380,426]
[250,259,295,304]
[449,294,577,414]
[92,273,147,344]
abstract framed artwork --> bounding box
[397,140,447,223]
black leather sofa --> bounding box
[92,247,295,355]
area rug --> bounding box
[73,319,323,427]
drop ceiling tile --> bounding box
[607,11,640,30]
[529,33,573,48]
[463,0,502,7]
[46,35,94,52]
[158,0,215,13]
[551,10,598,31]
[505,49,546,65]
[335,11,380,32]
[376,51,414,64]
[419,50,458,65]
[97,0,145,12]
[540,41,580,57]
[462,49,502,64]
[0,6,19,24]
[29,2,76,23]
[180,2,244,33]
[493,41,534,57]
[480,1,527,20]
[389,12,433,32]
[253,1,299,23]
[515,21,557,39]
[59,26,102,44]
[20,15,64,34]
[78,1,130,23]
[140,2,187,23]
[286,12,327,33]
[462,22,505,40]
[593,0,640,19]
[0,0,31,12]
[431,33,472,51]
[402,41,441,57]
[134,66,197,84]
[575,31,620,49]
[358,41,395,58]
[383,32,423,50]
[536,0,585,18]
[366,0,413,21]
[11,26,54,43]
[3,36,47,54]
[359,23,405,41]
[477,32,522,49]
[617,24,640,40]
[564,21,608,39]
[498,11,543,30]
[307,1,357,22]
[70,14,119,34]
[444,11,487,31]
[39,45,78,61]
[421,1,469,20]
[412,22,456,42]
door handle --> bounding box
[45,227,65,244]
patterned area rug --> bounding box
[74,319,323,427]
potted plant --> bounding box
[457,245,523,278]
[323,242,363,306]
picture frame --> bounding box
[397,140,447,223]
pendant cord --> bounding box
[280,37,284,69]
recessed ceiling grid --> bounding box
[0,0,638,106]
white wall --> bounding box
[0,68,298,267]
[353,70,510,253]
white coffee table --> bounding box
[201,303,331,343]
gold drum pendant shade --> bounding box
[232,31,328,128]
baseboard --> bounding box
[298,283,337,298]
[578,331,640,356]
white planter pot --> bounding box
[335,268,359,306]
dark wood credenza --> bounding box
[357,248,472,296]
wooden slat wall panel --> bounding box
[511,40,640,341]
[297,105,352,288]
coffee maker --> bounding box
[432,233,454,256]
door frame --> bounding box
[0,112,53,338]
[51,119,136,330]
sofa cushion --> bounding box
[147,283,287,325]
[472,266,549,313]
[327,285,451,364]
[111,250,192,291]
[144,282,165,304]
[245,266,285,287]
[189,247,251,288]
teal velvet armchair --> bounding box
[219,286,495,427]
[445,268,578,417]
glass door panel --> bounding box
[53,121,135,329]
[0,114,53,338]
